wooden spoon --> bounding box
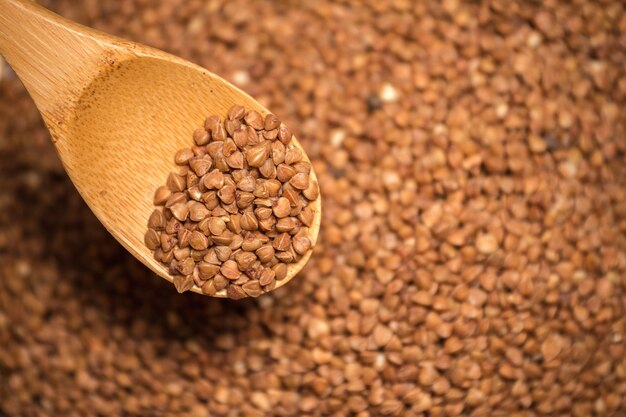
[0,0,321,297]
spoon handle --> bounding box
[0,0,111,130]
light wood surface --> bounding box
[0,0,321,297]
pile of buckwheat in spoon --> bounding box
[145,105,319,298]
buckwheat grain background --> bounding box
[1,1,625,416]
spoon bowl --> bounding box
[0,0,321,296]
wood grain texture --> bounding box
[0,0,321,297]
